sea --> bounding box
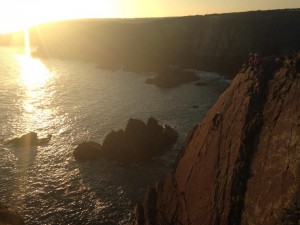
[0,47,229,224]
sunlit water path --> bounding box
[0,47,229,224]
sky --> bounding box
[0,0,299,33]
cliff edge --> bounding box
[135,53,300,225]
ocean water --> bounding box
[0,47,229,224]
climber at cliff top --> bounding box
[254,53,261,65]
[248,53,254,65]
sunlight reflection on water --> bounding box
[14,54,55,136]
[0,48,229,224]
[16,55,52,89]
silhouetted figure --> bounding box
[254,53,261,65]
[248,53,254,65]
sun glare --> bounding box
[24,29,30,56]
[0,0,121,33]
[16,55,51,90]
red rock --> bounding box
[136,53,300,225]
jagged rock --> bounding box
[101,130,125,160]
[0,202,24,225]
[73,141,102,161]
[145,69,199,88]
[135,52,300,225]
[5,132,52,147]
[74,117,178,163]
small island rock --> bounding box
[146,69,199,88]
[5,132,52,147]
[74,117,178,163]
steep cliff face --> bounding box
[25,9,300,77]
[136,54,300,225]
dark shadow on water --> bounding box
[72,156,175,225]
[10,145,38,167]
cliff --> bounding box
[135,53,300,225]
[23,9,300,77]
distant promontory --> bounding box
[1,9,299,77]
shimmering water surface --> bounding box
[0,47,229,224]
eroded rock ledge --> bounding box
[74,117,178,163]
[135,53,300,225]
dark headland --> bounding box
[1,9,299,78]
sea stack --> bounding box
[74,117,178,163]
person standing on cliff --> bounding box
[248,53,254,66]
[254,53,261,65]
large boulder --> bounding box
[74,117,178,163]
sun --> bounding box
[0,0,42,33]
[0,0,120,34]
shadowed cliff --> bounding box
[8,9,296,77]
[135,53,300,225]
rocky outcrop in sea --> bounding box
[4,132,52,147]
[145,69,199,88]
[135,53,300,225]
[74,117,178,163]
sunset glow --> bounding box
[0,0,299,33]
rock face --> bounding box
[0,202,24,225]
[135,53,300,225]
[145,69,199,88]
[74,117,178,163]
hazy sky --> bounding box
[0,0,299,33]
